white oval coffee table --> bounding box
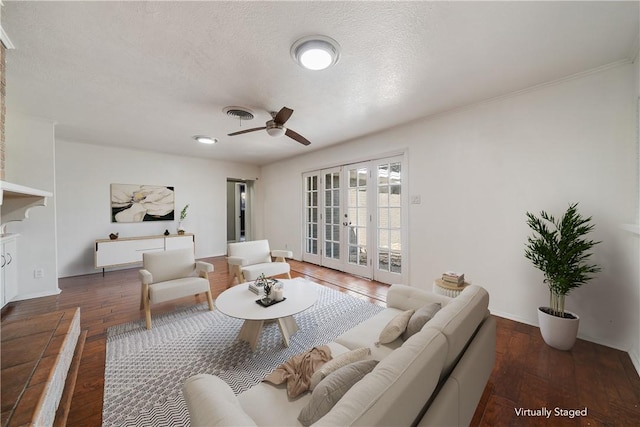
[216,278,318,351]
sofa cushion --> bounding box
[143,248,196,283]
[183,374,257,427]
[314,328,447,427]
[238,341,351,427]
[378,309,414,344]
[386,284,453,311]
[242,262,290,281]
[298,360,378,426]
[228,240,273,265]
[424,285,489,376]
[334,308,404,360]
[149,277,210,304]
[310,347,371,390]
[402,303,442,341]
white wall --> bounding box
[260,63,640,354]
[5,112,60,300]
[55,140,259,277]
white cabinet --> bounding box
[95,233,195,272]
[1,234,19,307]
[165,234,194,251]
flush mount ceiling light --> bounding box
[291,35,340,71]
[193,135,218,144]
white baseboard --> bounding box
[12,287,61,302]
[490,309,629,352]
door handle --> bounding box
[343,221,352,226]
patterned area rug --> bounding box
[102,279,384,426]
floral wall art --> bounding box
[111,184,175,223]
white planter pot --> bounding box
[537,307,580,351]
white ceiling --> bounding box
[3,1,639,166]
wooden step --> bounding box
[1,308,81,426]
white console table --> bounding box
[95,233,195,275]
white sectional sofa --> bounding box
[183,284,496,426]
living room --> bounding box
[1,1,639,426]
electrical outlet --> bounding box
[411,195,422,205]
[34,269,44,279]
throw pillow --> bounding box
[309,347,371,390]
[298,359,379,426]
[402,303,442,340]
[377,309,415,345]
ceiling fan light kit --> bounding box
[266,124,286,137]
[227,106,311,146]
[193,135,218,144]
[291,35,340,71]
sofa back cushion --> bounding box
[424,285,489,376]
[227,240,272,266]
[386,284,453,311]
[314,328,447,427]
[143,248,195,283]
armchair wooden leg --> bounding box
[228,264,243,287]
[142,283,152,329]
[206,290,214,311]
[144,301,152,330]
[286,271,292,279]
[228,265,247,286]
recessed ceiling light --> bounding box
[291,35,340,71]
[193,135,218,144]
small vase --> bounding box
[177,221,185,235]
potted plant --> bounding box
[178,204,189,235]
[524,203,601,351]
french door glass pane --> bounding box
[347,166,368,267]
[304,175,319,255]
[377,161,402,273]
[324,171,340,260]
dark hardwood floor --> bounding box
[2,257,639,426]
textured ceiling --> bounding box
[3,1,639,166]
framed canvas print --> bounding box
[111,184,175,223]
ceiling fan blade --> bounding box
[274,107,294,125]
[227,126,266,136]
[285,128,311,146]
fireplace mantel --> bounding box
[0,180,53,231]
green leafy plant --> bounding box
[524,203,601,318]
[180,204,189,221]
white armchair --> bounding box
[139,248,214,329]
[227,240,292,286]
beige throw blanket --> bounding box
[263,346,332,398]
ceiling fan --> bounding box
[227,107,311,146]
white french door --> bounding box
[302,156,406,284]
[321,168,343,270]
[342,162,372,278]
[373,157,405,284]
